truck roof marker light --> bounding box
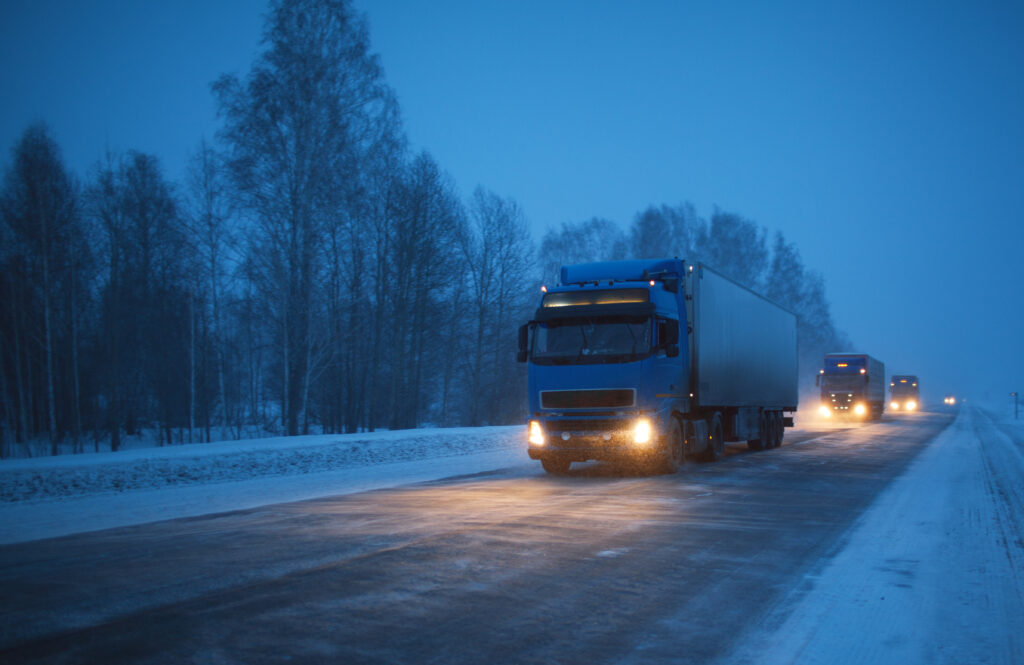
[820,369,825,374]
[540,285,547,293]
[649,280,656,286]
[860,368,866,374]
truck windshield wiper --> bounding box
[576,323,589,359]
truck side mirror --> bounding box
[517,324,529,363]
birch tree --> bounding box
[215,0,394,435]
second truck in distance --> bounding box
[816,353,886,419]
[889,375,920,412]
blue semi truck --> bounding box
[517,258,798,474]
[815,353,886,419]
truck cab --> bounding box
[889,375,920,412]
[816,353,886,420]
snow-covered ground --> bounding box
[0,426,527,544]
[725,405,1024,665]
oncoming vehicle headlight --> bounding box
[853,403,867,416]
[818,405,832,418]
[906,400,917,411]
[528,420,545,446]
[633,418,653,445]
[891,401,899,410]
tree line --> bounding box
[0,0,846,457]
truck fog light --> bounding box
[818,405,831,418]
[905,401,917,411]
[891,401,899,410]
[633,418,653,445]
[853,404,867,416]
[529,420,545,446]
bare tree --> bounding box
[538,217,627,283]
[698,208,769,287]
[215,0,394,436]
[459,186,534,425]
[183,139,238,436]
[1,123,82,454]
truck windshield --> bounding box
[822,374,865,391]
[532,316,651,365]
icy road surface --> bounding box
[1,407,1021,664]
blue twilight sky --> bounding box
[1,0,1022,404]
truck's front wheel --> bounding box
[540,457,571,475]
[654,418,684,474]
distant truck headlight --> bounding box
[633,418,653,445]
[905,401,917,411]
[854,403,867,416]
[818,405,832,418]
[529,420,545,446]
[891,401,899,410]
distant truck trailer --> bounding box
[517,258,798,474]
[889,375,920,412]
[816,353,886,419]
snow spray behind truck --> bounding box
[815,353,886,419]
[516,259,798,474]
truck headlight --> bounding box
[529,420,545,446]
[905,401,917,411]
[891,401,899,410]
[854,404,867,416]
[633,418,653,445]
[818,405,832,418]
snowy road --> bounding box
[1,407,1021,664]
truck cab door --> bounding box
[652,317,685,398]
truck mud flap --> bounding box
[782,416,794,428]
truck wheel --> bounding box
[702,413,725,462]
[747,411,768,451]
[541,457,571,475]
[655,418,684,474]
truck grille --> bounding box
[540,389,635,409]
[544,419,626,433]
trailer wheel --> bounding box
[771,412,784,448]
[540,457,571,475]
[655,418,684,474]
[747,411,768,451]
[702,413,725,462]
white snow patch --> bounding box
[0,426,529,544]
[723,406,1024,665]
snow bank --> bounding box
[0,426,528,545]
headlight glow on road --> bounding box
[854,404,867,416]
[528,420,545,446]
[633,418,652,445]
